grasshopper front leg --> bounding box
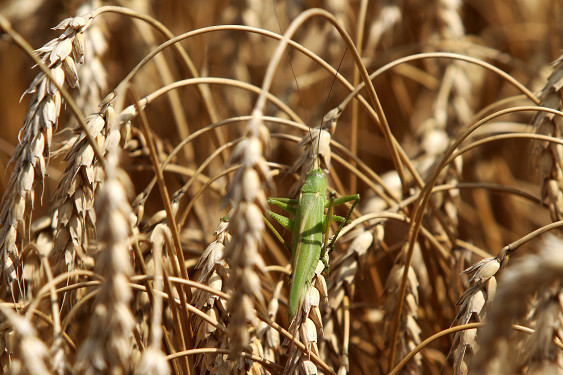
[265,197,299,253]
[320,191,361,273]
[326,192,361,254]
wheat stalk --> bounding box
[1,2,562,374]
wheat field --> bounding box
[0,0,562,374]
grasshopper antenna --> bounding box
[272,1,311,134]
[316,49,347,171]
[272,1,346,172]
[272,0,319,186]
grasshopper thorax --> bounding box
[301,169,327,194]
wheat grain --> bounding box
[191,216,230,373]
[135,224,170,375]
[365,0,402,54]
[327,230,373,312]
[74,1,108,115]
[319,229,373,368]
[383,254,422,375]
[257,278,283,365]
[284,259,329,375]
[521,285,563,374]
[288,116,335,196]
[0,11,96,292]
[1,2,561,374]
[0,306,52,375]
[532,54,563,221]
[451,255,501,374]
[74,107,136,374]
[470,236,563,374]
[216,109,271,370]
[50,110,109,276]
[414,0,474,242]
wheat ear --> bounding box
[135,224,171,375]
[451,255,502,374]
[470,236,563,374]
[0,305,53,375]
[283,259,329,375]
[0,12,96,290]
[532,54,563,221]
[74,106,136,374]
[191,216,230,373]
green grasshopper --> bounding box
[266,133,360,317]
[263,0,360,318]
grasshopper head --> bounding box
[301,169,327,194]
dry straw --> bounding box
[1,1,563,374]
